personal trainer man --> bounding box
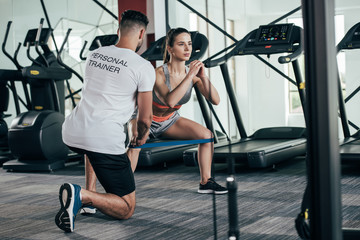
[55,10,155,232]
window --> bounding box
[189,13,199,31]
[53,35,83,62]
[226,19,236,88]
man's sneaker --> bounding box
[55,183,82,232]
[80,205,96,215]
[198,178,228,194]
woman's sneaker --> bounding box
[55,183,82,232]
[198,178,228,194]
[80,205,97,215]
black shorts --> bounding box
[68,146,135,197]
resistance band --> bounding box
[129,138,214,149]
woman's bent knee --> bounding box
[201,129,213,140]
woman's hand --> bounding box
[188,60,202,79]
[196,61,207,79]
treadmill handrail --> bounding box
[278,44,303,64]
[203,31,253,68]
[337,22,360,52]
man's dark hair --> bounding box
[120,10,149,30]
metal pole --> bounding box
[337,65,351,137]
[165,0,170,32]
[194,86,218,142]
[39,0,59,55]
[227,174,239,239]
[220,63,247,138]
[292,60,306,117]
[92,0,118,20]
[301,0,342,239]
[207,102,230,141]
[177,0,237,43]
[344,86,360,103]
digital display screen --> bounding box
[23,28,51,46]
[255,24,293,45]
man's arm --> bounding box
[135,91,153,146]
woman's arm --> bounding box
[194,62,220,105]
[154,62,201,108]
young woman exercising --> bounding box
[130,27,227,194]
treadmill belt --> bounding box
[214,139,289,153]
[212,138,306,168]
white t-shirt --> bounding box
[62,45,155,154]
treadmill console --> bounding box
[89,34,119,51]
[23,28,52,47]
[255,24,294,45]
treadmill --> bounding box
[336,22,360,161]
[184,23,307,168]
[137,31,228,166]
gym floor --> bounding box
[0,157,359,240]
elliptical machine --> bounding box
[2,19,71,172]
[0,85,9,146]
[0,83,11,165]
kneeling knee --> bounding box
[113,205,135,220]
[119,200,136,220]
[121,210,134,220]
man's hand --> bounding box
[128,119,138,146]
[135,91,153,146]
[135,122,149,146]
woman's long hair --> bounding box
[163,28,190,63]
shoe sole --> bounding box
[55,183,75,232]
[198,189,228,194]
